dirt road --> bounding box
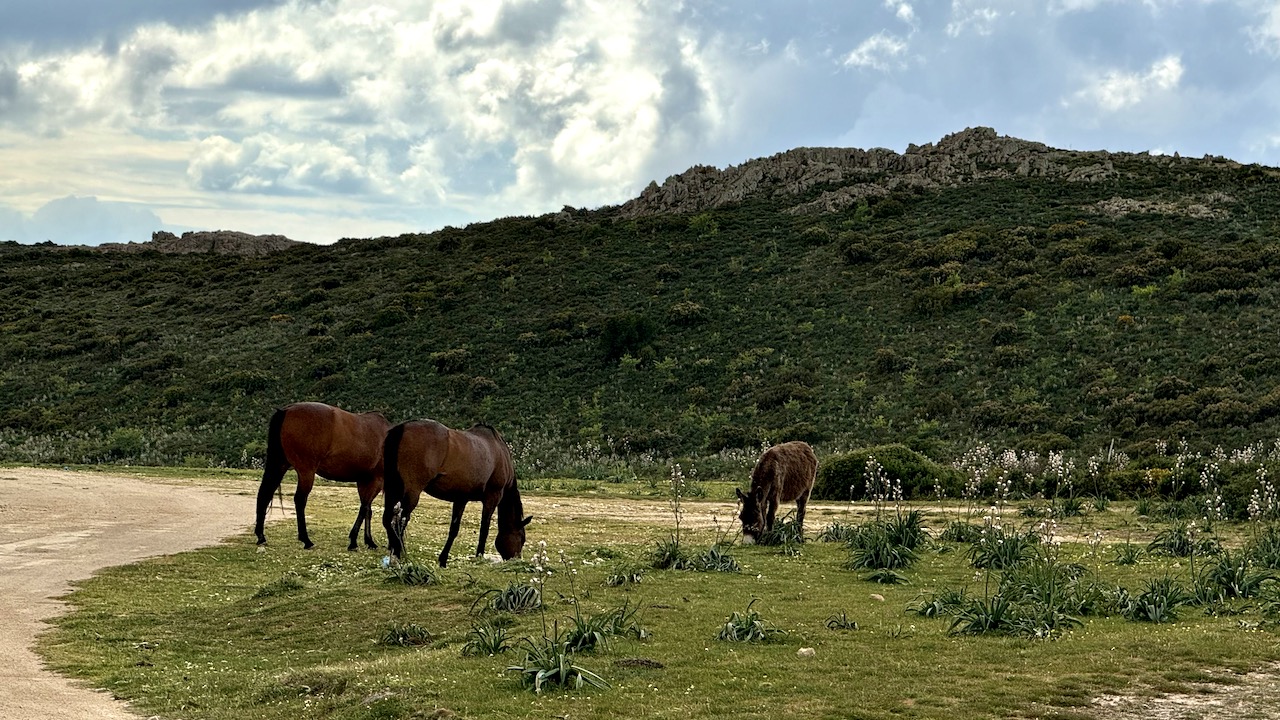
[0,467,252,720]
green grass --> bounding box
[36,487,1280,720]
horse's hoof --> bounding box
[347,544,358,552]
[256,538,267,546]
[303,542,315,550]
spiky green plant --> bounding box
[380,622,433,647]
[461,619,512,656]
[716,599,785,643]
[1123,576,1189,623]
[507,630,609,693]
[383,560,439,586]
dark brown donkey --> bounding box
[254,402,391,550]
[736,440,818,543]
[381,419,532,567]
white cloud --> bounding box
[1,0,727,234]
[885,0,916,25]
[946,2,1002,37]
[1251,2,1280,56]
[843,32,910,72]
[1070,54,1184,112]
[0,196,165,244]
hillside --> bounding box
[3,127,1279,471]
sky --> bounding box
[2,0,1279,246]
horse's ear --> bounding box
[521,515,533,527]
[735,488,746,501]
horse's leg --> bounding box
[382,497,401,557]
[439,501,467,568]
[294,469,316,549]
[765,496,779,533]
[475,495,499,558]
[254,462,288,545]
[349,481,379,551]
[362,478,383,549]
[346,505,364,552]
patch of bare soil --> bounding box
[1091,666,1280,720]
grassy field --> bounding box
[37,476,1280,720]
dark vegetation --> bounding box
[4,152,1280,491]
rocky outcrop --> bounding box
[617,127,1129,218]
[99,230,302,255]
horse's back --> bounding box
[394,419,452,483]
[753,441,818,502]
[279,402,389,481]
[464,424,515,488]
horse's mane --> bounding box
[468,422,500,439]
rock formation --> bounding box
[615,127,1194,218]
[98,230,302,255]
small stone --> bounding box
[870,593,885,602]
[797,647,816,658]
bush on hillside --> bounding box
[813,444,964,501]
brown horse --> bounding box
[254,402,391,550]
[381,419,531,567]
[736,440,818,543]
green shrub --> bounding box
[813,444,962,501]
[429,347,470,374]
[600,313,657,362]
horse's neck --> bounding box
[497,482,522,523]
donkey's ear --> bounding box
[735,487,747,501]
[521,515,533,527]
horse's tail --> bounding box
[266,407,289,510]
[383,422,407,510]
[255,407,289,543]
[382,423,409,556]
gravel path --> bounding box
[0,467,251,719]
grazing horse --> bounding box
[737,440,818,543]
[254,402,391,550]
[381,419,531,567]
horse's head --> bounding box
[736,487,764,543]
[496,515,533,559]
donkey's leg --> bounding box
[254,462,288,545]
[795,487,813,540]
[294,469,316,549]
[439,501,468,568]
[765,498,780,533]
